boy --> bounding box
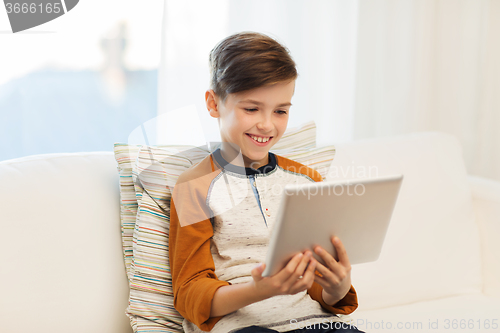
[169,32,362,333]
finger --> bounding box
[332,236,351,268]
[251,263,265,282]
[313,273,328,288]
[290,258,317,294]
[302,257,317,283]
[294,251,313,277]
[313,259,336,285]
[283,251,312,287]
[274,252,304,281]
[314,245,341,272]
[315,257,350,288]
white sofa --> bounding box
[1,132,499,333]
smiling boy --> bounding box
[169,32,361,333]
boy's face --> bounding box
[207,80,295,169]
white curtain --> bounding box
[159,0,500,181]
[353,0,500,181]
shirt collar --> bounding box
[212,148,277,176]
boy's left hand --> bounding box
[313,236,352,306]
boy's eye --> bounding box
[245,108,258,112]
[276,110,288,115]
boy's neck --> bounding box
[242,154,269,170]
[219,143,269,169]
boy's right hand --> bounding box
[250,251,317,299]
[209,252,317,318]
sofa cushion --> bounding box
[0,153,132,333]
[351,292,500,332]
[469,175,500,298]
[328,132,482,311]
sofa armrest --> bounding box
[468,175,500,297]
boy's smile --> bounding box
[246,134,271,145]
[206,80,295,169]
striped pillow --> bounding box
[129,145,209,332]
[114,144,195,282]
[272,120,316,150]
[113,121,337,332]
[273,146,336,180]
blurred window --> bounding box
[0,1,164,161]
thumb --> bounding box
[251,263,265,281]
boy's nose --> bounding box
[256,115,273,132]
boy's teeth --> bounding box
[250,135,269,143]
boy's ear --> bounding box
[205,89,220,118]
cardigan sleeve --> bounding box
[307,283,358,314]
[169,173,230,331]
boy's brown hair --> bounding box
[209,31,298,103]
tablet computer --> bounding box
[262,174,403,277]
